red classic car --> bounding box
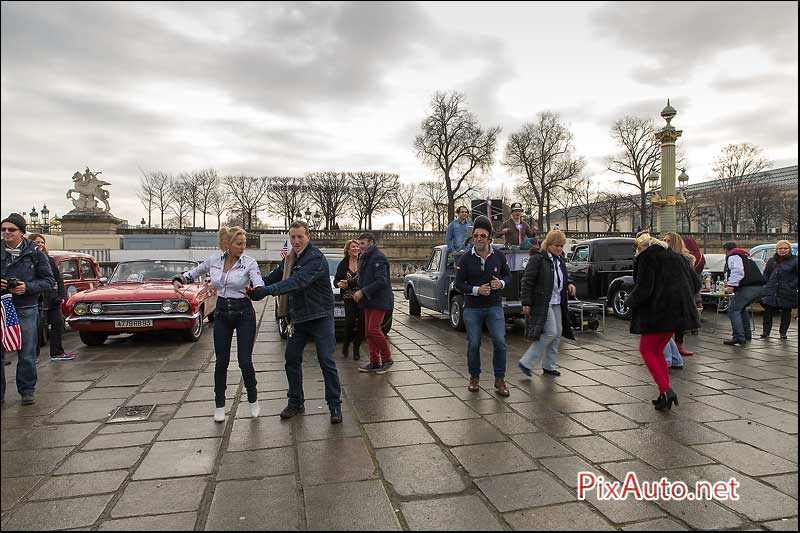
[66,259,217,346]
[49,250,102,317]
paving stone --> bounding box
[668,400,741,423]
[562,436,633,462]
[401,495,504,531]
[227,417,294,451]
[49,399,124,423]
[607,402,679,423]
[298,437,377,486]
[761,473,798,499]
[352,396,416,422]
[409,397,480,422]
[111,477,207,518]
[234,398,295,419]
[482,412,539,434]
[645,419,730,445]
[174,401,233,418]
[692,441,798,476]
[1,446,73,477]
[292,412,361,441]
[569,385,641,405]
[536,416,593,437]
[503,502,615,530]
[428,419,507,446]
[140,371,197,392]
[2,422,100,450]
[475,470,574,512]
[539,455,600,489]
[205,476,300,531]
[510,432,572,459]
[31,470,128,500]
[396,382,453,400]
[184,386,236,402]
[464,398,512,414]
[507,401,562,420]
[217,447,296,480]
[753,411,799,434]
[451,442,538,477]
[706,419,798,461]
[364,420,436,448]
[97,421,163,434]
[569,410,639,431]
[3,494,113,530]
[77,386,138,400]
[82,430,158,450]
[133,438,221,479]
[1,475,41,511]
[577,369,646,387]
[621,518,688,530]
[696,394,787,419]
[305,479,400,530]
[375,444,466,496]
[56,447,146,474]
[98,512,197,531]
[601,429,715,470]
[763,518,798,531]
[386,370,436,386]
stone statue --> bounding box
[66,167,112,212]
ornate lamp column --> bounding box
[653,100,683,232]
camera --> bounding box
[5,277,19,289]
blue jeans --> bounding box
[728,286,762,342]
[463,306,507,379]
[664,337,683,367]
[285,316,341,408]
[520,304,562,372]
[0,306,38,399]
[213,298,258,408]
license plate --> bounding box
[114,319,153,328]
[334,307,345,318]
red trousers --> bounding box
[639,333,673,393]
[364,309,392,365]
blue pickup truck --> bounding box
[403,244,530,330]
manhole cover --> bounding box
[107,404,156,423]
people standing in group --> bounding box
[518,229,576,378]
[29,234,75,362]
[624,232,700,410]
[346,232,394,374]
[1,213,55,405]
[498,202,537,246]
[173,226,265,423]
[722,242,765,347]
[454,216,512,396]
[760,240,797,340]
[335,240,364,360]
[250,221,343,424]
[446,206,474,253]
[662,232,701,357]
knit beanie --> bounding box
[1,213,26,234]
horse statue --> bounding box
[66,168,112,212]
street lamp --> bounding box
[41,204,50,233]
[29,207,39,230]
[697,208,716,254]
[652,99,684,232]
[312,209,322,229]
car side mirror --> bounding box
[99,277,108,285]
[62,273,74,281]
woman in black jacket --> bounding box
[30,234,75,362]
[334,240,363,359]
[626,233,701,411]
[518,230,576,377]
[760,240,798,339]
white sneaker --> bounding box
[213,407,226,423]
[250,401,261,418]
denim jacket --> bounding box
[262,244,333,323]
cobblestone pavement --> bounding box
[1,296,797,530]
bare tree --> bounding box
[412,198,433,231]
[573,178,603,232]
[514,182,539,220]
[208,186,231,230]
[143,171,173,229]
[196,168,219,230]
[419,181,448,230]
[137,168,156,228]
[348,171,399,230]
[596,191,626,232]
[711,144,770,232]
[414,91,500,221]
[551,177,582,231]
[169,175,193,230]
[265,176,307,230]
[225,174,270,231]
[502,111,585,230]
[391,183,418,231]
[780,191,798,233]
[178,171,203,229]
[306,172,351,230]
[741,171,774,232]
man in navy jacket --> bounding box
[454,216,512,397]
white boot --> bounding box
[213,407,226,423]
[250,400,261,418]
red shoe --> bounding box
[676,343,694,356]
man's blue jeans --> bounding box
[0,306,38,400]
[463,305,507,379]
[728,285,762,342]
[284,316,341,408]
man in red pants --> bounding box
[349,233,394,374]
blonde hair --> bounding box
[343,239,359,257]
[541,229,566,251]
[218,226,246,251]
[634,232,668,255]
[776,239,792,250]
[662,231,696,267]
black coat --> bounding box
[347,245,393,310]
[626,245,701,335]
[520,251,575,341]
[761,254,798,309]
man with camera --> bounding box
[1,213,55,405]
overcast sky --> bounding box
[2,1,797,228]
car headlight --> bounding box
[161,300,176,313]
[74,303,88,316]
[90,302,103,315]
[176,300,190,313]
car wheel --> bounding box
[408,287,421,316]
[449,295,465,331]
[182,311,204,342]
[277,316,289,339]
[381,311,393,335]
[79,331,108,346]
[611,288,632,320]
[717,296,730,313]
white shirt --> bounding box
[726,255,744,287]
[549,252,563,305]
[182,252,264,299]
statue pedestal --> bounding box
[61,211,123,250]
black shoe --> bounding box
[279,404,305,419]
[330,406,343,424]
[359,362,382,373]
[518,362,532,377]
[654,389,678,411]
[723,339,745,347]
[20,393,35,406]
[760,333,770,338]
[542,368,561,377]
[780,335,789,340]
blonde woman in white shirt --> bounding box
[173,227,267,422]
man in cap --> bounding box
[722,241,765,347]
[498,202,537,246]
[455,216,512,397]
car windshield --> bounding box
[326,257,340,275]
[109,261,198,283]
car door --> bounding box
[596,242,635,298]
[415,249,442,310]
[79,258,100,292]
[59,258,83,300]
[568,244,591,299]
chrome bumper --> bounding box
[67,312,201,323]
